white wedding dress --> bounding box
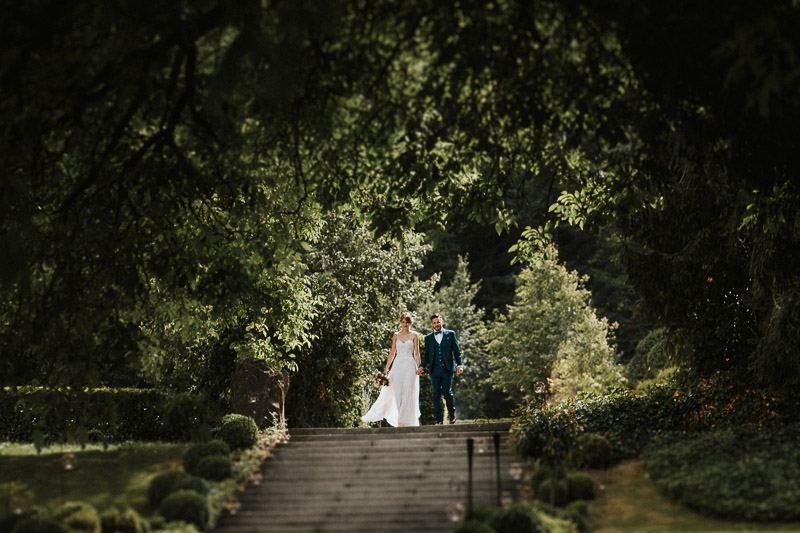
[361,338,420,427]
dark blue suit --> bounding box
[420,329,463,423]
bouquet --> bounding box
[373,371,390,389]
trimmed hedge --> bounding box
[0,387,220,443]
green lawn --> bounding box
[589,459,800,533]
[0,442,185,519]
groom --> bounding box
[417,313,464,425]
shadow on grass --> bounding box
[0,443,185,518]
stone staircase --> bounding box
[213,422,523,533]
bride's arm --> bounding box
[413,332,421,367]
[384,333,398,374]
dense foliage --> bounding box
[509,1,800,392]
[487,247,622,402]
[2,0,536,392]
[3,0,798,430]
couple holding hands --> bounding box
[362,312,464,427]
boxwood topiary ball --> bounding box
[577,432,613,468]
[176,475,210,496]
[183,440,231,475]
[147,470,188,508]
[98,508,147,533]
[489,502,543,533]
[567,472,596,501]
[158,490,209,530]
[214,414,259,450]
[563,500,591,533]
[536,478,570,506]
[62,508,101,533]
[196,454,233,481]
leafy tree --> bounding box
[505,1,800,391]
[0,1,519,389]
[5,0,797,400]
[487,247,623,403]
[418,255,515,419]
[286,214,436,427]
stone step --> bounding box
[213,423,520,533]
[237,477,515,495]
[287,423,512,442]
[265,446,514,459]
[288,421,511,435]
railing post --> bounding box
[466,437,474,519]
[493,432,502,506]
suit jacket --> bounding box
[421,329,463,373]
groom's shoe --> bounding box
[449,413,457,424]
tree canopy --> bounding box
[2,0,799,393]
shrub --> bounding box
[147,470,187,508]
[536,478,569,506]
[213,414,259,450]
[489,502,543,533]
[183,440,230,475]
[195,454,233,481]
[62,509,101,533]
[158,490,209,530]
[527,462,554,492]
[566,472,595,501]
[576,433,612,468]
[562,500,591,533]
[10,515,67,533]
[99,508,147,533]
[453,519,497,533]
[176,475,209,496]
[53,502,101,533]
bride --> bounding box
[361,312,421,427]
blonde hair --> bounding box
[400,312,414,324]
